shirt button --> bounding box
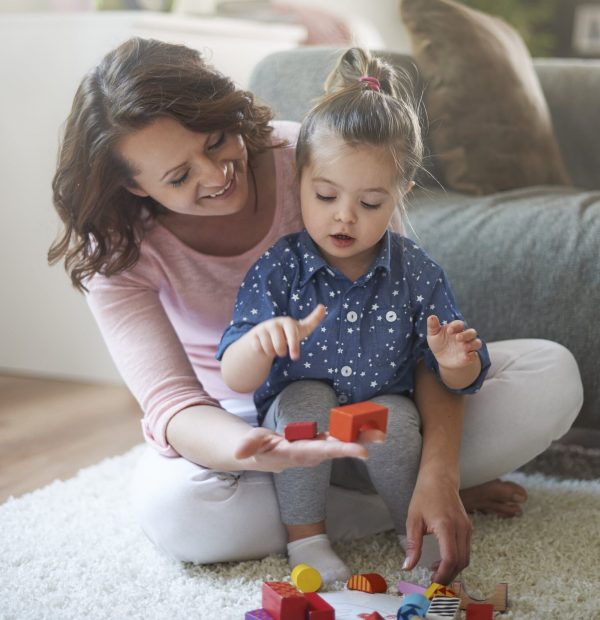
[385,310,397,322]
[337,394,349,404]
[340,365,353,377]
[346,311,358,323]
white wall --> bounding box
[0,12,303,383]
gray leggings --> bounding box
[262,380,422,534]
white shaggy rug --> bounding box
[1,445,599,620]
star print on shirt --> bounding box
[216,229,491,423]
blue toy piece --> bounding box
[397,592,430,619]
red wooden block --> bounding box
[304,592,335,620]
[347,572,388,593]
[262,582,307,620]
[366,613,385,620]
[329,402,388,442]
[465,603,494,620]
[284,421,318,441]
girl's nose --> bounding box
[334,203,357,224]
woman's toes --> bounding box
[460,479,528,518]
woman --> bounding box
[50,37,583,584]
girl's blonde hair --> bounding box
[296,48,423,194]
[49,37,275,291]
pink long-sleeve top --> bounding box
[86,121,304,457]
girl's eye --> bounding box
[316,193,335,201]
[361,201,381,209]
[170,171,189,187]
[208,132,226,151]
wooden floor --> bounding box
[0,374,143,504]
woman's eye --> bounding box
[361,201,381,209]
[208,132,226,151]
[170,171,189,187]
[316,193,335,201]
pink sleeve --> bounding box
[86,267,219,457]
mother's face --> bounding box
[118,117,250,217]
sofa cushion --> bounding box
[406,186,599,428]
[400,0,571,195]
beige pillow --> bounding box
[399,0,571,195]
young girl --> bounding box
[218,48,492,582]
[49,38,582,585]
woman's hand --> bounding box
[234,426,384,473]
[250,304,326,361]
[403,472,472,585]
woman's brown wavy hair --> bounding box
[49,37,275,291]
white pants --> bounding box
[130,340,583,564]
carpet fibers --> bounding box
[1,445,599,620]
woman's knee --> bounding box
[130,450,286,563]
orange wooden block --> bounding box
[346,573,388,593]
[451,581,508,612]
[329,402,388,442]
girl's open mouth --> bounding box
[330,234,355,247]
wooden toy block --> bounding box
[291,563,322,593]
[244,609,275,620]
[398,580,427,596]
[284,421,317,442]
[425,596,461,619]
[398,592,430,619]
[262,581,307,620]
[465,603,494,620]
[347,572,388,593]
[304,592,335,620]
[366,612,385,620]
[424,583,457,600]
[329,401,388,442]
[451,581,508,612]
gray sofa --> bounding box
[249,47,600,431]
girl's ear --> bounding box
[404,180,415,195]
[124,184,149,198]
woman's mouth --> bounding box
[330,233,355,248]
[201,176,235,200]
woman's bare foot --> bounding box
[459,479,528,518]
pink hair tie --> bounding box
[358,75,381,92]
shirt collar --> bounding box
[297,229,393,288]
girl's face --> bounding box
[118,117,250,217]
[300,137,410,279]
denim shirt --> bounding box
[217,230,491,423]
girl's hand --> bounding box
[234,426,383,473]
[250,305,326,361]
[403,473,472,584]
[427,315,482,369]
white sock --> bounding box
[398,533,441,570]
[287,534,351,584]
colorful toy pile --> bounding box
[244,567,508,619]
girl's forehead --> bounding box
[308,138,398,186]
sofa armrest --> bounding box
[533,59,600,191]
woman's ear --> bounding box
[404,180,415,195]
[124,184,149,198]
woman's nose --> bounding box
[197,157,228,188]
